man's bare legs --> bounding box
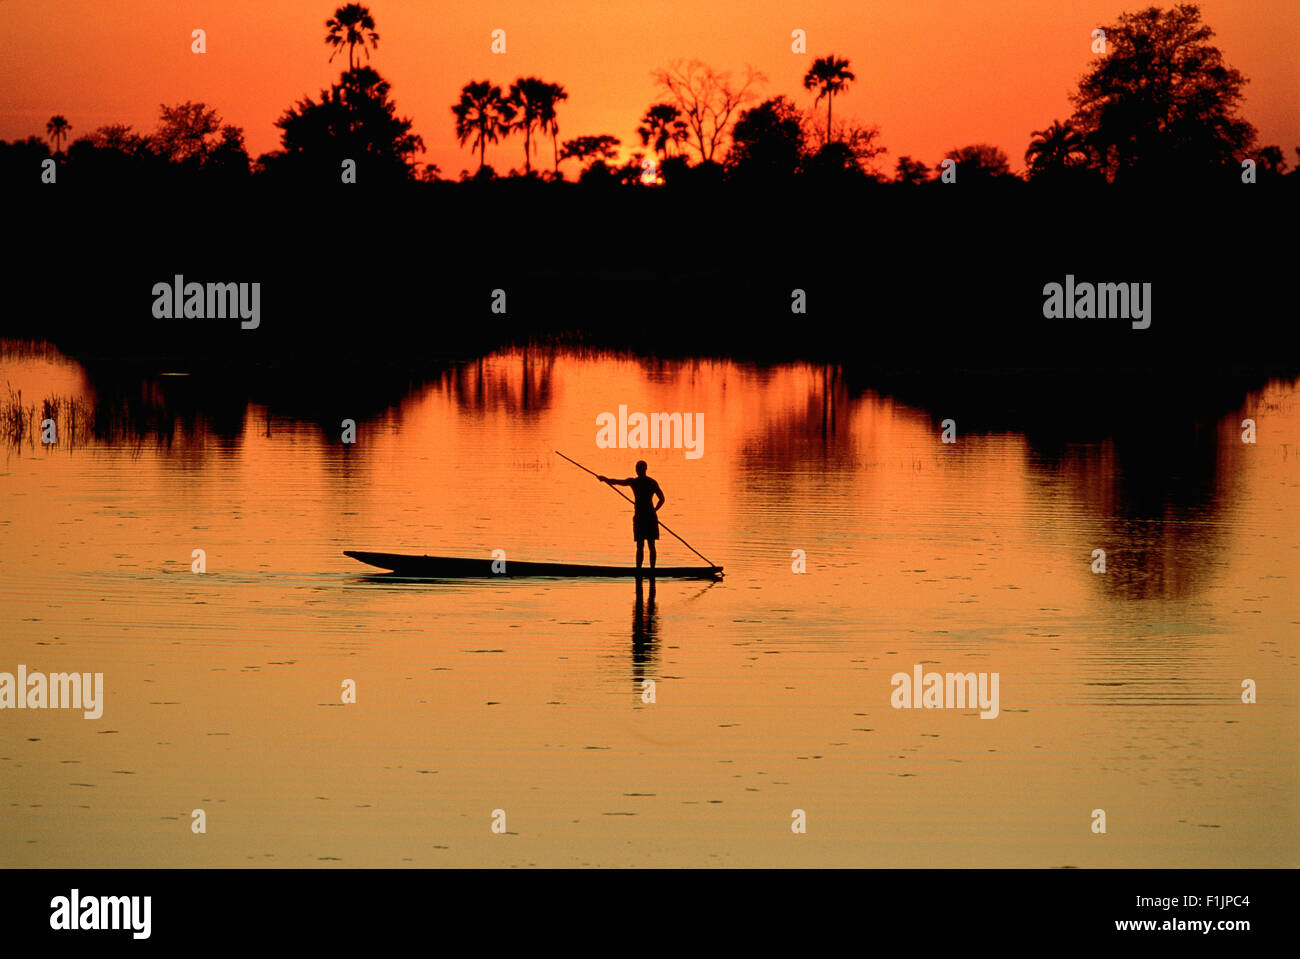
[635,539,657,570]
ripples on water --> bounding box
[1,343,1297,866]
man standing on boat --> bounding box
[597,461,665,571]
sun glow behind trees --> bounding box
[0,1,1295,178]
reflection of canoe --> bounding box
[344,551,723,579]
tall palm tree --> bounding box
[538,82,568,175]
[452,81,515,175]
[802,55,855,142]
[504,77,551,174]
[637,104,688,159]
[45,115,71,153]
[325,4,379,70]
[1025,120,1088,177]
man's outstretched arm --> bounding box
[597,476,634,487]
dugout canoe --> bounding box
[344,551,723,579]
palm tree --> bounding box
[452,81,515,175]
[802,55,855,142]
[45,115,71,154]
[325,4,379,70]
[506,77,554,174]
[637,104,688,159]
[538,82,568,175]
[1024,120,1088,178]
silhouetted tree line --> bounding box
[2,102,253,186]
[3,3,1296,188]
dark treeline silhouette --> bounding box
[2,2,1296,404]
[2,101,253,186]
[260,67,424,185]
[4,3,1297,189]
[7,179,1295,377]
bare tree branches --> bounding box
[652,59,765,162]
[803,111,888,175]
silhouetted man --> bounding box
[597,460,665,570]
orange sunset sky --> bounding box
[2,0,1297,175]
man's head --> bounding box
[635,460,648,476]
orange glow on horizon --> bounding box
[1,1,1296,177]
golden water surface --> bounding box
[1,344,1297,866]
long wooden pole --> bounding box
[555,450,718,568]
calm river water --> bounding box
[1,342,1296,866]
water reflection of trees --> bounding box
[735,365,860,471]
[447,348,555,418]
[934,372,1266,600]
[2,376,237,453]
[10,343,1287,603]
[749,366,1282,601]
[7,351,538,453]
[5,343,567,458]
[1061,425,1239,600]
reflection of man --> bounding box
[597,460,665,570]
[632,576,658,686]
